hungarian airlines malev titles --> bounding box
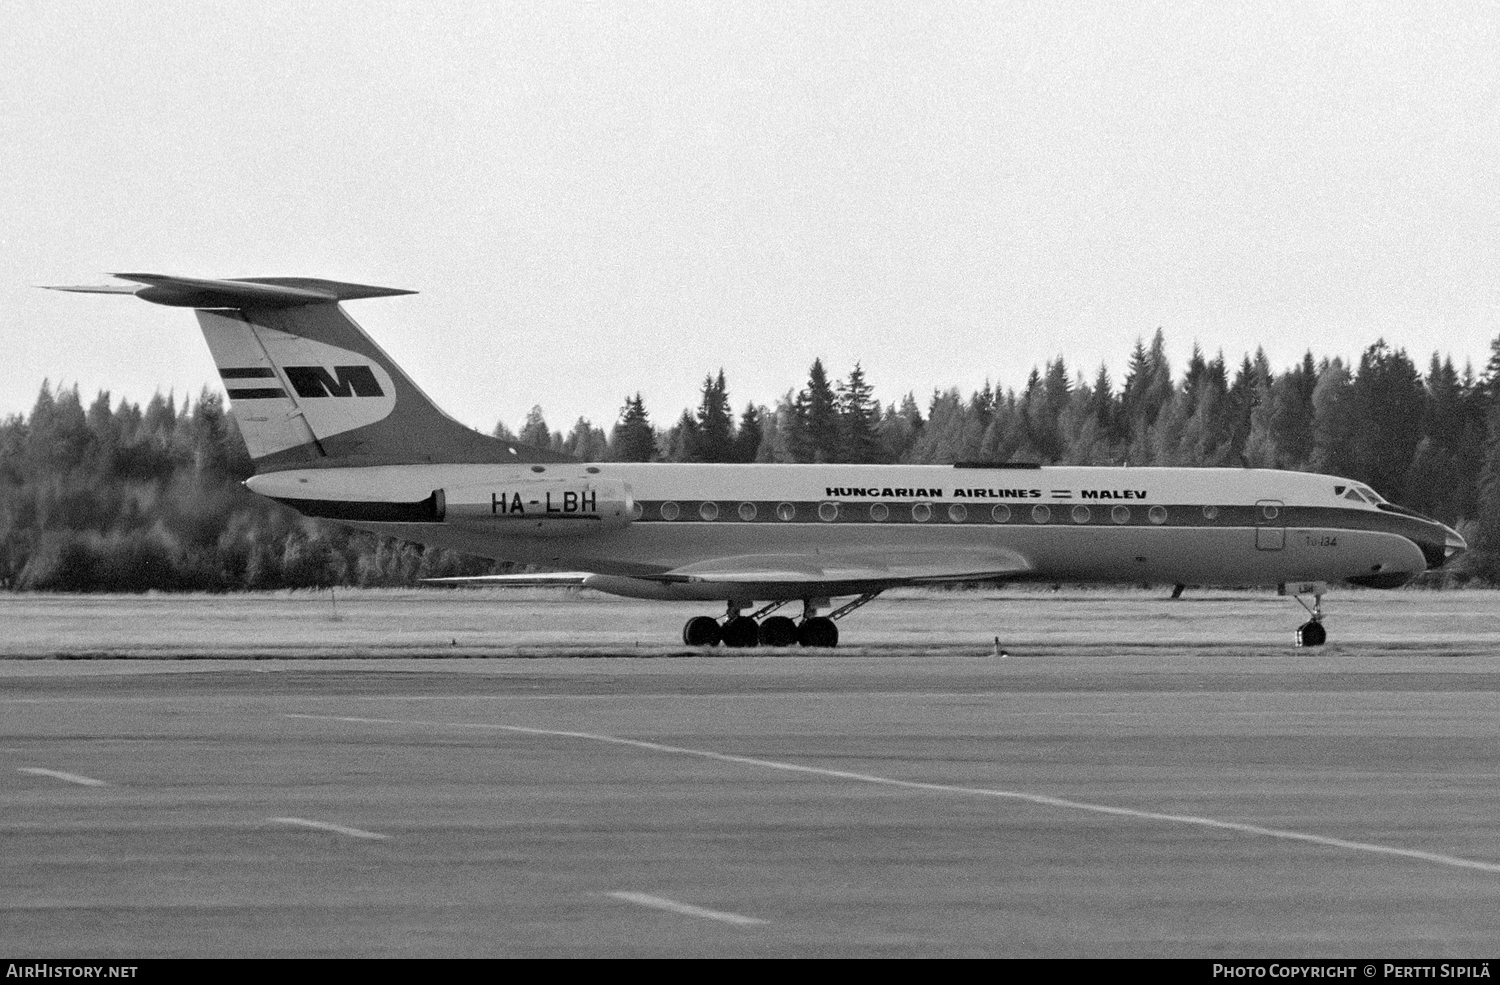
[49,274,1467,648]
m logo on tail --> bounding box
[198,312,400,459]
[284,365,385,399]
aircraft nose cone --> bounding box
[1443,526,1467,563]
[1420,523,1466,570]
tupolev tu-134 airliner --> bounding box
[49,274,1467,648]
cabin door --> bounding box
[1255,500,1285,550]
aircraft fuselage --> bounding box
[248,462,1458,603]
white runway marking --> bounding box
[19,767,107,787]
[607,891,767,926]
[285,713,1500,876]
[268,816,389,840]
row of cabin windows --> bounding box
[638,501,1249,525]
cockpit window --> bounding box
[1334,485,1346,496]
[1355,485,1385,503]
[1344,489,1366,503]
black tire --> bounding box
[796,616,839,648]
[721,616,760,648]
[1296,620,1327,648]
[682,616,721,647]
[758,616,798,647]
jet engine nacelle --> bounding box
[441,478,634,537]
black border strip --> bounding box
[225,387,288,400]
[626,501,1439,538]
[271,492,444,523]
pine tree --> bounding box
[787,360,840,463]
[1183,343,1209,418]
[686,370,734,462]
[1086,364,1116,444]
[1350,340,1426,498]
[1018,363,1068,463]
[1264,353,1318,470]
[1120,329,1173,441]
[731,404,763,463]
[970,380,996,428]
[608,394,657,462]
[1470,335,1500,576]
[907,388,980,463]
[662,409,698,462]
[836,363,883,463]
[1309,358,1358,478]
[561,418,608,461]
[877,393,923,463]
[1425,354,1465,453]
[518,406,551,449]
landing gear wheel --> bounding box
[1296,620,1326,648]
[797,616,839,648]
[720,616,761,649]
[683,616,721,647]
[758,616,798,647]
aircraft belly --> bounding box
[332,519,1427,591]
[601,524,1410,585]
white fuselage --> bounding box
[247,462,1448,602]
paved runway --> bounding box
[3,590,1500,957]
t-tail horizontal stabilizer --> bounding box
[44,274,415,308]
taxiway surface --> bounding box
[3,589,1499,957]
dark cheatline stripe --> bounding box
[226,387,288,400]
[628,501,1439,541]
[219,367,277,379]
[271,492,445,523]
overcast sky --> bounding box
[3,1,1497,435]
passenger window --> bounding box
[1112,505,1130,524]
[869,503,889,522]
[912,503,932,522]
[660,502,680,520]
[991,504,1011,523]
[776,503,795,522]
[948,504,968,522]
[1031,505,1051,524]
[1148,506,1168,525]
[699,502,719,521]
[738,502,757,521]
[1071,505,1090,524]
[818,502,839,522]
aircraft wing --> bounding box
[660,547,1032,585]
[423,572,591,587]
[423,550,1031,599]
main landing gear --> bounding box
[1281,581,1329,647]
[680,593,881,649]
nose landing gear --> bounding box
[1281,581,1329,647]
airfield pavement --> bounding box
[2,586,1500,958]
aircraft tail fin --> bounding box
[45,274,570,472]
